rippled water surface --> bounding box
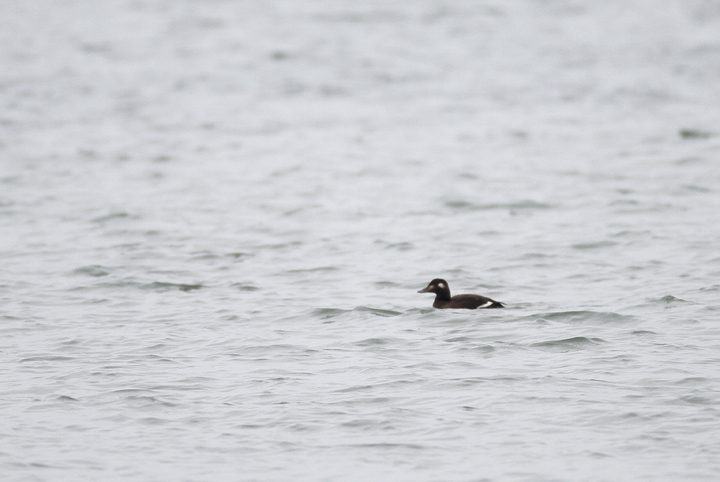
[2,1,720,481]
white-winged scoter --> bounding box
[418,278,505,309]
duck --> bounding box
[418,278,505,309]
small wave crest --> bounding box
[445,200,553,211]
[143,282,203,292]
[311,306,403,320]
[531,336,604,351]
[537,311,635,325]
[73,265,111,277]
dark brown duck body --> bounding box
[418,278,505,309]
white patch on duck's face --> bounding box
[437,282,446,289]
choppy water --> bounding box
[2,1,720,481]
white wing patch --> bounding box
[477,300,493,308]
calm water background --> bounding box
[2,1,720,481]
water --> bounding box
[2,1,720,480]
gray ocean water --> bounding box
[2,1,720,481]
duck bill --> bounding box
[417,286,431,293]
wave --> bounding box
[311,306,403,319]
[537,311,635,325]
[531,336,605,351]
[445,200,553,211]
